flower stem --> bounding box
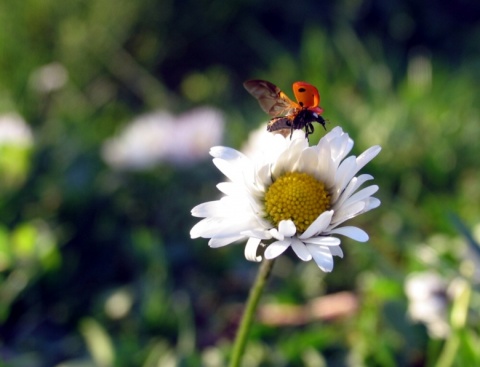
[229,259,275,367]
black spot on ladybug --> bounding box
[299,101,304,107]
[298,87,306,92]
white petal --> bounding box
[209,146,243,159]
[306,244,334,272]
[271,153,294,179]
[320,131,338,146]
[241,229,272,240]
[333,174,373,205]
[215,154,255,185]
[216,182,240,196]
[190,218,214,238]
[209,235,245,248]
[365,197,381,211]
[334,156,357,192]
[191,216,259,239]
[256,163,272,188]
[315,152,336,188]
[323,126,343,141]
[192,197,251,218]
[245,196,265,216]
[291,238,312,261]
[289,132,309,151]
[330,245,344,258]
[353,174,374,187]
[327,226,369,242]
[257,216,275,229]
[332,201,365,224]
[264,239,292,259]
[332,198,380,228]
[356,145,381,172]
[329,134,354,164]
[303,236,341,246]
[220,201,259,221]
[340,146,380,186]
[269,227,284,241]
[278,220,296,237]
[271,136,306,178]
[342,185,379,208]
[191,201,222,218]
[295,147,318,175]
[332,146,381,197]
[291,129,307,141]
[299,210,334,239]
[212,158,243,182]
[245,237,263,262]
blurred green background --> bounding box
[1,0,480,366]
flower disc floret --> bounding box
[264,172,331,234]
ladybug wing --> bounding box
[244,80,299,117]
[266,116,294,138]
[292,81,320,108]
[266,116,293,132]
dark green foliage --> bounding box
[1,0,480,366]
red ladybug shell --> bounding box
[292,81,320,108]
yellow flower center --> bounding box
[264,172,331,234]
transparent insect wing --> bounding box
[266,116,292,132]
[244,80,299,117]
[292,81,320,108]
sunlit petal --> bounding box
[327,226,369,242]
[299,210,334,239]
[209,235,245,248]
[291,238,312,261]
[265,239,292,259]
[306,244,334,272]
[278,220,296,237]
[245,237,263,262]
[303,236,341,246]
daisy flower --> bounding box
[190,127,381,272]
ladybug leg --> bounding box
[318,116,327,130]
[305,122,314,137]
[287,117,294,139]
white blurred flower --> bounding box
[405,271,450,338]
[29,62,68,93]
[102,107,224,170]
[191,127,381,272]
[0,113,34,147]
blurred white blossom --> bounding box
[0,113,34,147]
[29,62,68,93]
[0,113,34,190]
[405,271,450,338]
[102,107,224,170]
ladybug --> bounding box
[244,80,326,138]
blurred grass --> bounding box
[1,0,480,366]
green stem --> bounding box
[228,259,275,367]
[434,335,460,367]
[434,279,471,367]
